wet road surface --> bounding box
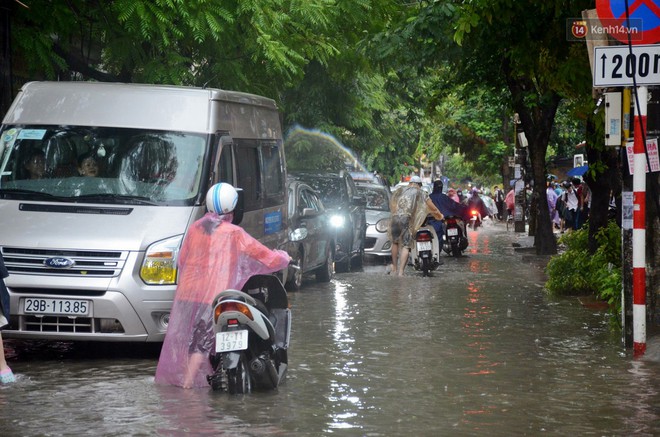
[1,222,659,436]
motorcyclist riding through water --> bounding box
[428,180,470,236]
[466,187,489,228]
[155,183,290,389]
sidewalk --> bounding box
[510,228,554,270]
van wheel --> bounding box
[316,246,333,283]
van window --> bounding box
[235,144,261,211]
[216,142,234,184]
[0,126,207,206]
[261,142,284,207]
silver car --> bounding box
[355,182,391,259]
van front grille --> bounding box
[1,246,127,277]
[9,315,125,334]
[23,315,94,333]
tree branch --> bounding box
[52,42,125,82]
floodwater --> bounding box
[1,223,659,436]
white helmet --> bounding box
[206,183,238,214]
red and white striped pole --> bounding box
[633,86,647,357]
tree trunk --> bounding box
[584,119,619,254]
[502,58,559,255]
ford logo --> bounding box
[44,257,76,269]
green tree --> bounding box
[3,0,341,100]
[383,0,594,254]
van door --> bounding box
[214,138,286,249]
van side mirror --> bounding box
[232,188,245,225]
[301,207,318,217]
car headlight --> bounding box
[140,235,182,285]
[375,218,390,233]
[330,214,346,228]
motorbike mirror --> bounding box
[289,227,308,242]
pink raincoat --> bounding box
[155,212,290,388]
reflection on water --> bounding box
[1,225,659,436]
[327,280,363,431]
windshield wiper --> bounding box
[0,189,61,201]
[0,189,156,205]
[74,193,157,205]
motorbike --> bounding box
[442,215,468,257]
[207,273,292,394]
[469,209,482,230]
[410,215,442,277]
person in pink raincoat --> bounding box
[155,183,290,388]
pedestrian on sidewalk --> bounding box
[505,187,515,220]
[493,185,505,220]
[561,180,579,231]
[546,181,560,230]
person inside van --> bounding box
[155,182,291,389]
[77,152,100,177]
[23,150,46,179]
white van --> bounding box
[0,81,289,342]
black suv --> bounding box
[288,171,366,272]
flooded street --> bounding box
[1,223,659,436]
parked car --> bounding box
[289,171,366,272]
[285,179,334,290]
[355,181,392,259]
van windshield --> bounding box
[0,125,207,205]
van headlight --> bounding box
[140,235,182,285]
[375,218,390,233]
[330,214,346,228]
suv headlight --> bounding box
[375,218,390,233]
[140,235,182,285]
[330,214,346,228]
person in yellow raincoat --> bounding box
[155,183,290,388]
